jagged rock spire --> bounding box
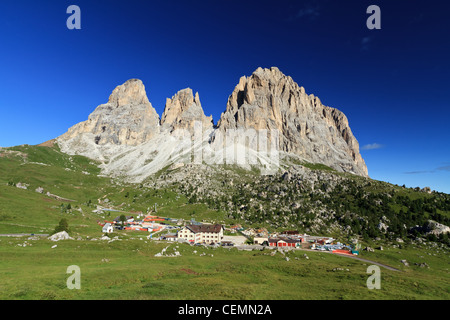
[161,88,213,133]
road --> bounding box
[0,233,49,237]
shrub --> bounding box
[53,218,70,234]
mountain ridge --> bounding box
[56,67,368,180]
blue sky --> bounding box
[0,0,449,193]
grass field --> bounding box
[0,237,450,300]
[0,236,448,300]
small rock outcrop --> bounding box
[424,220,450,236]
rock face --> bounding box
[216,67,368,177]
[161,88,213,133]
[59,79,160,147]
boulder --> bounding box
[48,231,73,242]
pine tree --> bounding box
[53,218,70,234]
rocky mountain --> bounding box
[216,67,368,177]
[56,67,368,181]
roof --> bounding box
[186,224,223,234]
[280,238,300,244]
[269,237,300,244]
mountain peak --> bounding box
[216,67,369,177]
[108,78,150,107]
[58,79,160,148]
[253,66,281,74]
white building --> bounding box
[254,236,269,245]
[161,233,177,241]
[102,223,114,233]
[177,224,224,244]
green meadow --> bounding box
[0,237,449,300]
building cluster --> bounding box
[99,216,359,255]
[253,230,334,249]
[100,214,226,245]
[100,215,178,234]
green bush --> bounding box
[53,218,70,234]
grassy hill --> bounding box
[0,144,231,236]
